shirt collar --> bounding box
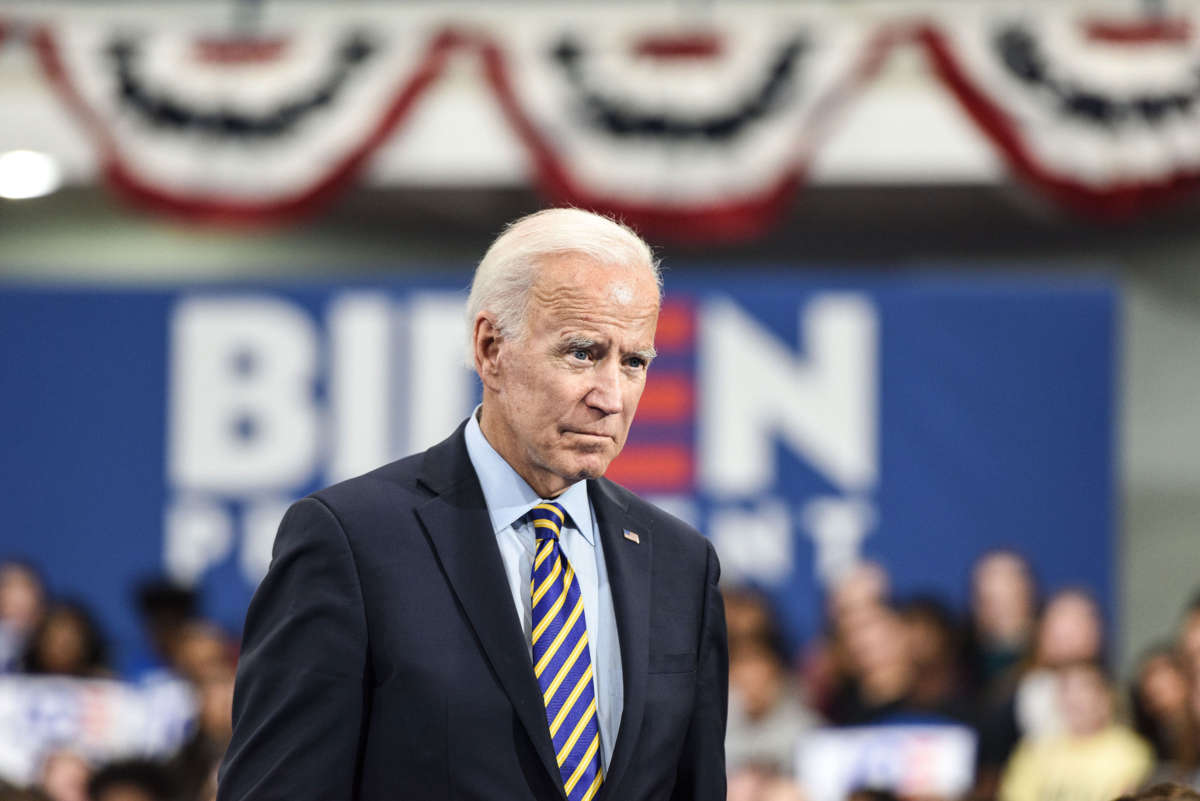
[463,407,594,545]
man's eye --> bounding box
[626,357,645,369]
[572,349,591,361]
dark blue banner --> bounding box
[0,275,1115,673]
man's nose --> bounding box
[587,360,623,415]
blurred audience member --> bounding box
[87,759,175,801]
[0,560,46,672]
[21,602,109,678]
[167,626,235,801]
[170,621,233,686]
[902,595,970,717]
[1131,645,1198,783]
[1178,595,1200,679]
[726,630,820,775]
[999,660,1151,801]
[724,585,785,651]
[822,562,968,725]
[806,561,890,718]
[131,580,197,679]
[727,766,806,801]
[1017,588,1105,738]
[829,561,889,630]
[827,599,969,725]
[35,750,90,801]
[965,551,1037,696]
[1179,668,1200,789]
[833,602,911,722]
[977,587,1106,789]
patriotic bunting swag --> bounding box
[482,13,884,240]
[9,7,1200,237]
[33,22,458,222]
[920,10,1200,219]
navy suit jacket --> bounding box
[217,423,728,801]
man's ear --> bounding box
[473,314,504,391]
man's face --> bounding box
[479,253,659,498]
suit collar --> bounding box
[415,424,567,798]
[588,478,650,801]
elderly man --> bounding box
[217,208,728,801]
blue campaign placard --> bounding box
[0,274,1114,672]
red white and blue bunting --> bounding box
[920,10,1200,218]
[34,22,458,222]
[482,12,887,240]
[9,7,1200,238]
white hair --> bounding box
[465,208,661,366]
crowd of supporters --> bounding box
[727,552,1200,801]
[1,551,1199,801]
[0,563,233,801]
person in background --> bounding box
[999,660,1152,801]
[1017,589,1106,737]
[726,619,820,776]
[828,595,971,727]
[1178,595,1200,679]
[831,601,912,723]
[901,595,971,718]
[829,562,890,630]
[1131,645,1197,783]
[726,768,806,801]
[168,624,236,801]
[35,750,90,801]
[86,760,175,801]
[21,601,109,678]
[129,580,197,680]
[0,561,45,673]
[976,586,1106,797]
[806,561,890,719]
[170,621,234,686]
[724,586,783,654]
[1177,666,1200,789]
[965,551,1038,698]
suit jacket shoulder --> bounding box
[309,450,428,518]
[304,422,475,543]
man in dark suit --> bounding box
[217,208,728,801]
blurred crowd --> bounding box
[0,562,234,801]
[2,551,1199,801]
[726,551,1200,801]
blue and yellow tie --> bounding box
[529,502,604,801]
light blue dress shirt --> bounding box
[463,410,624,771]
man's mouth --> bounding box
[563,429,611,441]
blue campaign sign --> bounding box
[0,275,1115,672]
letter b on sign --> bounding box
[168,297,319,494]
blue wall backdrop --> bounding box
[0,274,1115,674]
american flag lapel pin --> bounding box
[623,529,640,544]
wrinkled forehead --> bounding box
[531,253,660,308]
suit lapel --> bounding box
[414,427,566,799]
[589,479,652,800]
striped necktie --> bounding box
[529,502,604,801]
